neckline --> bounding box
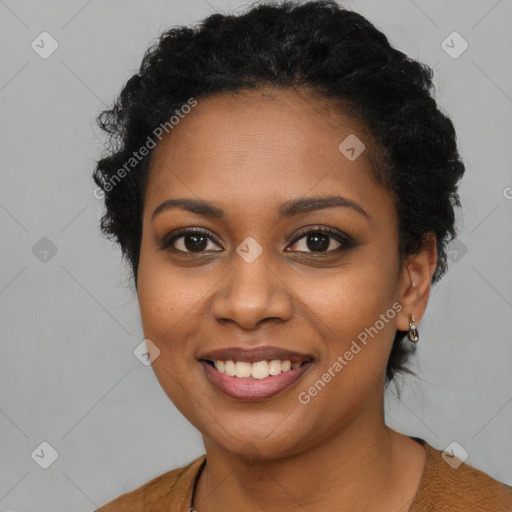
[188,455,207,510]
[407,436,434,511]
[188,437,433,511]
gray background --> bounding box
[0,0,511,510]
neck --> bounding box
[193,399,424,512]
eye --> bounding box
[159,226,358,255]
[286,227,356,253]
[159,228,223,254]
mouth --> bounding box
[198,346,315,401]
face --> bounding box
[137,87,414,459]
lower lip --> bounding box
[200,360,313,401]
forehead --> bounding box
[152,87,373,158]
[145,87,392,223]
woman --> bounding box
[92,1,512,510]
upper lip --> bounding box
[198,345,314,364]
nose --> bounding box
[210,252,294,330]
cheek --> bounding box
[136,259,205,412]
[305,254,399,377]
[292,275,397,433]
[311,254,398,330]
[137,242,208,342]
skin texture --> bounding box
[136,87,437,511]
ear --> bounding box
[396,233,438,331]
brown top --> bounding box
[95,438,512,511]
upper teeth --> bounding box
[214,360,302,379]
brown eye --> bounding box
[289,232,340,252]
[160,229,223,253]
[287,227,357,254]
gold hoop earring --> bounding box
[408,314,419,343]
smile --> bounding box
[210,359,309,378]
[199,359,313,400]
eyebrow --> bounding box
[151,195,369,221]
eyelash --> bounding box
[158,226,358,255]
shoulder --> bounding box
[412,440,512,512]
[95,454,206,511]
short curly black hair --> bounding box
[93,0,465,383]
